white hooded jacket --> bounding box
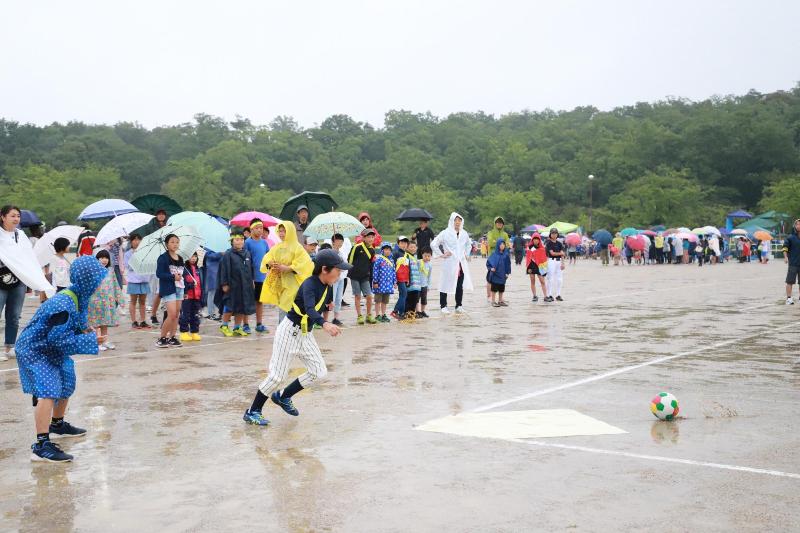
[431,212,473,294]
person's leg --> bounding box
[529,274,536,296]
[100,326,108,347]
[234,314,244,328]
[179,299,191,332]
[394,282,407,314]
[440,292,448,309]
[554,264,563,297]
[35,398,56,435]
[255,303,263,327]
[129,291,138,323]
[354,294,362,318]
[455,270,464,308]
[138,294,148,323]
[499,285,505,303]
[246,319,299,422]
[3,283,27,352]
[333,278,344,319]
[151,293,162,323]
[206,291,217,318]
[486,280,491,300]
[538,275,547,295]
[366,294,374,319]
[190,300,201,333]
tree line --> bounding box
[2,84,799,235]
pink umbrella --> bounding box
[626,235,646,251]
[230,211,280,228]
[565,233,582,246]
[642,230,658,236]
[265,225,281,247]
[674,232,698,242]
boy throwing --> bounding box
[243,249,351,426]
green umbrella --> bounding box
[620,227,639,237]
[168,211,230,252]
[544,221,579,234]
[131,194,183,217]
[280,191,338,221]
[304,212,365,240]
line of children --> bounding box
[179,251,203,342]
[372,243,396,322]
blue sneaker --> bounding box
[271,392,299,416]
[243,410,270,426]
[255,324,268,333]
[31,440,73,462]
[242,324,252,335]
[49,421,87,439]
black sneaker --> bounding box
[340,300,351,307]
[532,296,539,302]
[49,421,87,439]
[271,392,299,416]
[132,321,141,329]
[556,296,564,302]
[31,440,73,463]
[155,337,170,348]
[332,318,344,326]
[168,336,182,347]
[151,315,160,325]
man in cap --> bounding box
[294,205,309,246]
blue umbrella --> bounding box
[593,229,612,246]
[19,210,42,228]
[620,227,639,237]
[78,199,139,220]
[168,211,230,252]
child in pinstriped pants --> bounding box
[243,249,351,426]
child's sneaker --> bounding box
[132,321,141,329]
[168,336,182,347]
[104,342,116,350]
[191,333,202,341]
[98,344,108,351]
[366,315,378,324]
[150,315,160,325]
[440,307,451,315]
[271,392,300,416]
[332,318,344,326]
[233,327,249,337]
[139,321,152,329]
[532,295,539,302]
[455,306,465,314]
[242,324,252,334]
[255,324,268,333]
[180,332,193,342]
[31,441,73,463]
[418,312,429,319]
[357,315,365,325]
[389,311,400,320]
[155,337,170,348]
[220,325,234,337]
[242,410,270,426]
[786,297,794,305]
[49,420,87,439]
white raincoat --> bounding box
[431,212,473,294]
[0,227,55,296]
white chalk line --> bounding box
[508,438,800,480]
[470,322,795,413]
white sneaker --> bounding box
[787,297,794,305]
[98,345,108,352]
[146,306,153,312]
[455,306,464,314]
[440,307,451,315]
[104,342,116,350]
[0,353,8,362]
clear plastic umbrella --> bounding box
[168,212,230,252]
[129,225,204,275]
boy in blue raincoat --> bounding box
[487,238,512,307]
[16,256,107,463]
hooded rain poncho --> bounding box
[431,212,474,294]
[260,222,314,311]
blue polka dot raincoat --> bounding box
[16,256,107,399]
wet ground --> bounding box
[1,258,798,532]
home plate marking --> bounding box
[415,409,626,440]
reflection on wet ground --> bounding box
[0,260,798,530]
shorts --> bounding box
[526,262,546,277]
[161,288,185,303]
[127,282,150,295]
[374,293,390,304]
[490,282,506,293]
[351,279,372,297]
[254,281,264,302]
[569,251,577,259]
[786,265,800,285]
[420,286,428,306]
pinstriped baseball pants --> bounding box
[258,317,328,396]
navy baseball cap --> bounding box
[315,249,352,270]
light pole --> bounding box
[588,174,595,232]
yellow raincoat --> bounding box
[259,222,314,311]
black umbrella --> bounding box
[396,208,434,221]
[20,210,42,228]
[280,191,338,221]
[131,194,183,217]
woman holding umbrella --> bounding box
[0,205,56,361]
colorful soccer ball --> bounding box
[650,392,679,421]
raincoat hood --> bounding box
[358,212,374,228]
[528,232,542,247]
[277,222,299,247]
[493,216,505,226]
[448,212,465,232]
[69,256,108,308]
[494,238,508,255]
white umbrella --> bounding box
[130,225,204,275]
[701,226,721,236]
[96,212,154,246]
[34,225,84,266]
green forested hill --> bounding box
[2,85,799,234]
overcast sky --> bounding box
[1,0,798,129]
